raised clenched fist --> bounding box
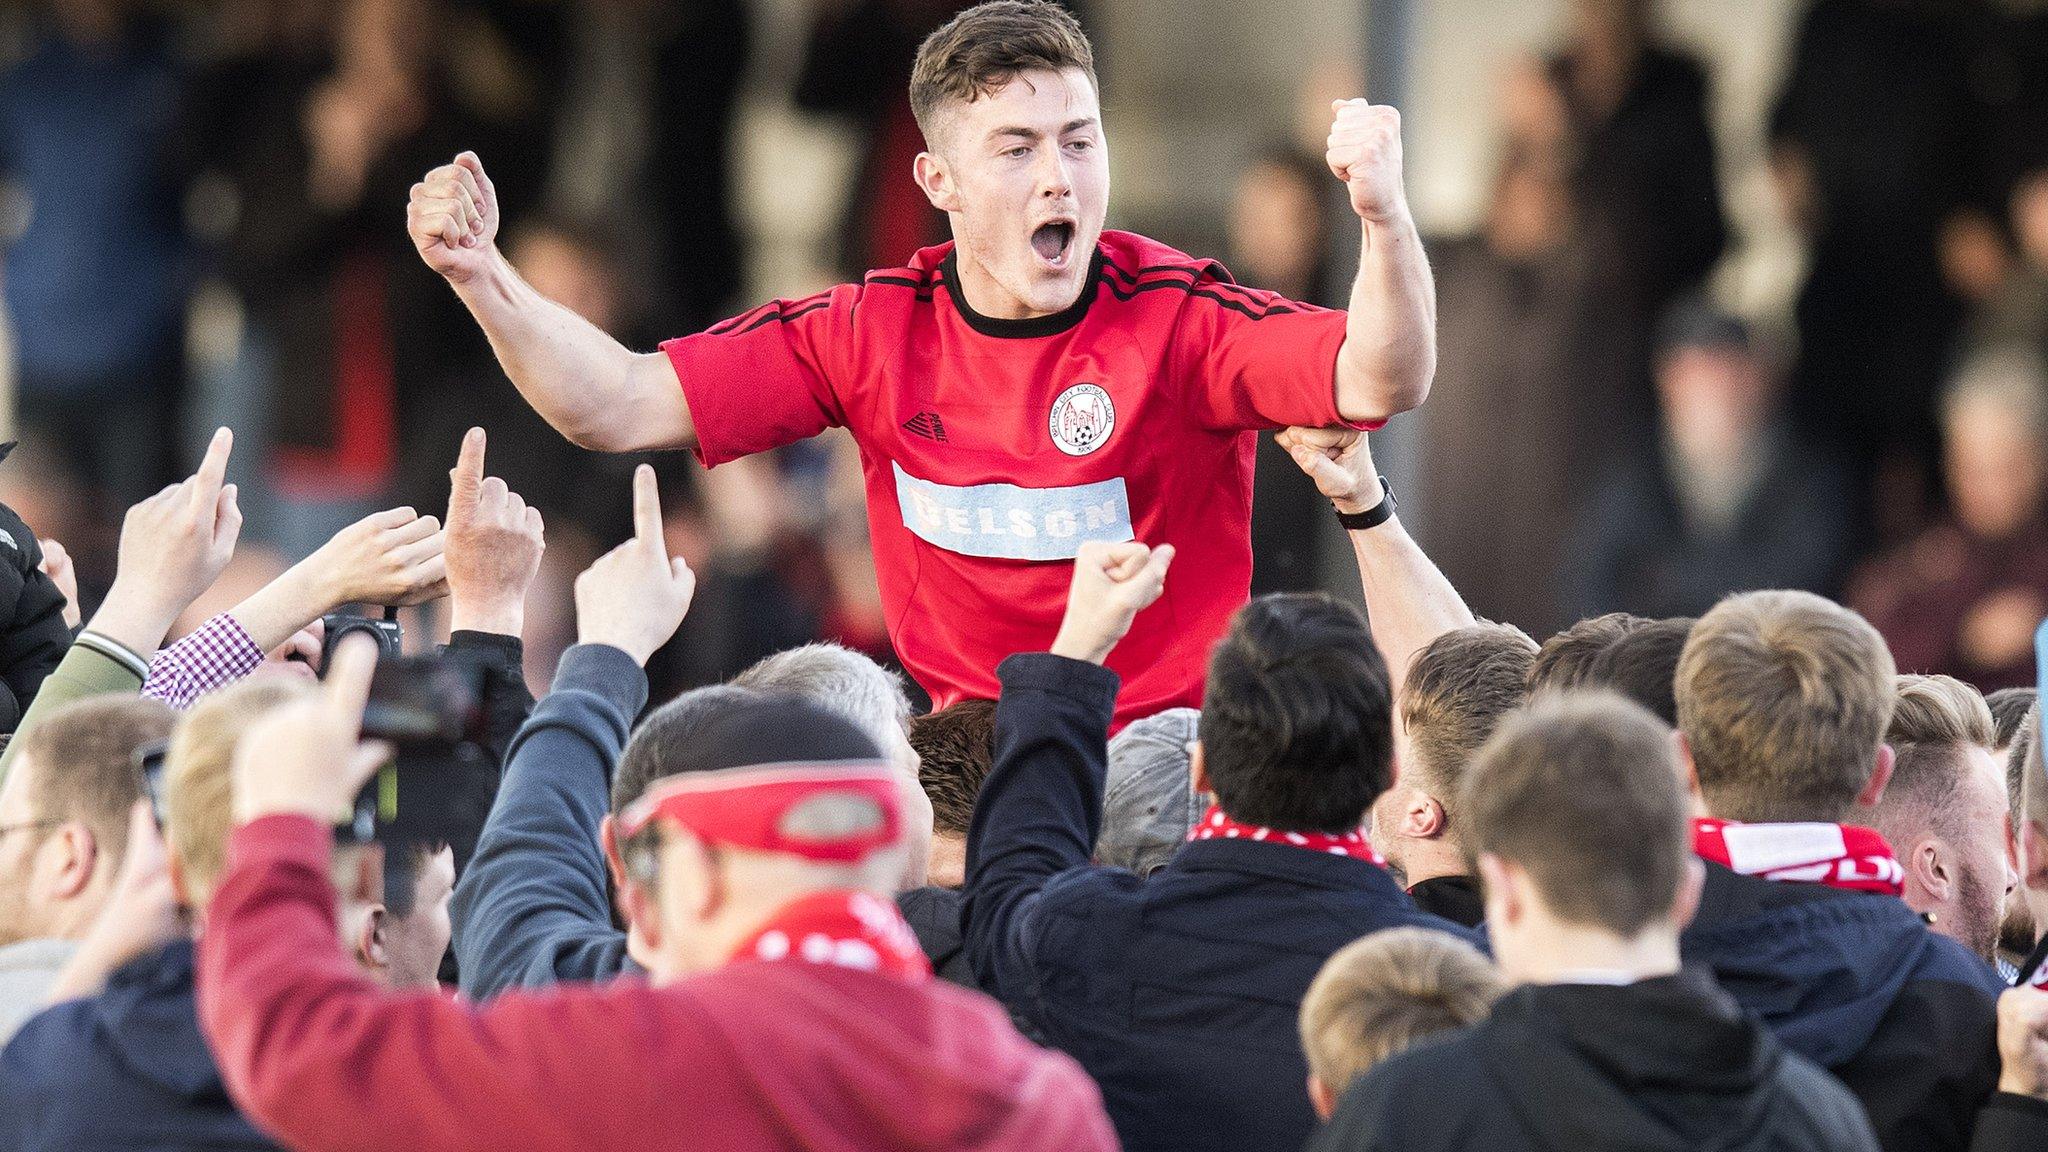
[1326,99,1407,225]
[408,151,500,285]
[1050,540,1175,666]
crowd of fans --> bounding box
[0,401,2044,1150]
[6,1,2048,1151]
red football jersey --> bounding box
[663,230,1370,728]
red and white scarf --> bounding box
[732,890,932,982]
[1188,805,1385,867]
[1692,818,1904,896]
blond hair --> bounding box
[1676,591,1896,822]
[166,678,312,905]
[1299,928,1503,1095]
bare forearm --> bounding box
[1343,483,1472,703]
[229,565,330,653]
[452,252,691,453]
[1336,211,1436,423]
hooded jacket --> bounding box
[0,939,277,1151]
[1309,967,1879,1152]
[0,484,73,732]
[1681,862,2006,1152]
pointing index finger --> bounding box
[191,427,233,512]
[632,464,664,546]
[450,427,486,513]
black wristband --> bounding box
[1335,477,1397,531]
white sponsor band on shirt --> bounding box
[892,462,1135,562]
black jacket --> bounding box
[0,490,72,732]
[963,654,1476,1152]
[1681,863,2007,1152]
[0,940,276,1150]
[1311,967,1878,1152]
[1408,874,1486,929]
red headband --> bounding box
[617,761,903,864]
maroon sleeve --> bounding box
[195,816,705,1152]
[1171,279,1381,433]
[662,285,859,468]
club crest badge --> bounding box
[1050,383,1115,456]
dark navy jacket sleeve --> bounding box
[448,644,642,1001]
[962,653,1121,1010]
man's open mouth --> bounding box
[1031,221,1075,267]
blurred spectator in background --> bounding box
[1770,0,2001,540]
[1565,301,1853,622]
[1850,349,2048,691]
[1229,149,1338,595]
[1418,126,1632,639]
[1541,0,1725,347]
[186,0,530,531]
[0,0,194,581]
[1966,166,2048,369]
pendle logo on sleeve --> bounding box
[893,462,1133,561]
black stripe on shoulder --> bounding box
[1096,274,1297,320]
[727,298,834,336]
[707,301,779,336]
[1102,259,1270,302]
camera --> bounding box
[321,606,404,668]
[340,652,505,867]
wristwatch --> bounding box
[1335,477,1396,531]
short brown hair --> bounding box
[911,699,997,837]
[2025,704,2048,828]
[1529,613,1648,694]
[1878,675,1997,844]
[1299,927,1502,1095]
[1582,616,1694,726]
[15,695,176,860]
[166,678,311,903]
[1400,624,1537,813]
[1463,692,1688,937]
[909,1,1098,144]
[1676,591,1895,823]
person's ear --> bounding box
[600,814,627,892]
[1476,851,1520,928]
[357,906,389,973]
[1397,791,1444,841]
[1189,742,1211,802]
[619,876,662,953]
[914,150,962,214]
[1856,743,1896,809]
[1308,1074,1338,1122]
[1911,838,1953,903]
[2025,818,2048,892]
[1670,856,1705,933]
[48,823,97,899]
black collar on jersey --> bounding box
[939,247,1104,339]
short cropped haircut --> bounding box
[732,644,912,759]
[15,695,175,861]
[910,699,997,838]
[614,685,763,814]
[1582,616,1694,726]
[1676,591,1895,823]
[166,679,312,900]
[1299,928,1503,1096]
[1529,612,1648,694]
[1988,688,2036,753]
[1463,692,1688,937]
[1400,623,1537,813]
[1880,675,1997,845]
[2011,703,2040,828]
[909,1,1098,144]
[2025,704,2048,827]
[1200,593,1394,832]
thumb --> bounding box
[341,741,394,800]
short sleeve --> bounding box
[662,285,857,468]
[1172,278,1380,433]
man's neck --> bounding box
[1498,919,1681,986]
[1393,839,1468,889]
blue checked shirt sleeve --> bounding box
[141,613,266,710]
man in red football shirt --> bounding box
[406,1,1435,725]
